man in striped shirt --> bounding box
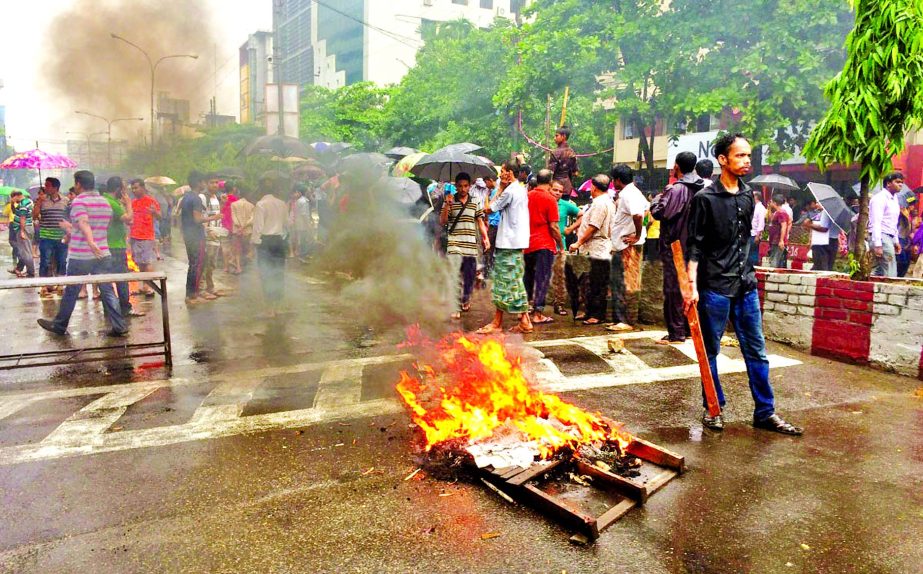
[35,177,68,297]
[37,171,127,336]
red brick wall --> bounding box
[810,277,873,364]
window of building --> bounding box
[453,0,468,5]
[480,0,493,8]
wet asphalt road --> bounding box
[0,244,921,574]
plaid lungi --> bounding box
[491,248,529,314]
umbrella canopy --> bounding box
[338,152,391,172]
[435,142,483,155]
[749,173,800,192]
[292,164,327,181]
[384,146,420,160]
[0,186,24,197]
[410,150,496,181]
[392,152,428,178]
[383,177,425,205]
[806,183,852,234]
[239,135,312,159]
[0,149,77,170]
[145,176,176,186]
[578,178,615,193]
[271,156,313,164]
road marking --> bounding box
[0,331,801,465]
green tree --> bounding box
[803,0,923,276]
[384,19,517,160]
[675,0,854,171]
[300,82,392,150]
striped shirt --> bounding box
[38,195,68,240]
[446,199,483,257]
[11,197,33,233]
[68,190,112,261]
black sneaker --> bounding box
[702,410,724,430]
[754,413,803,436]
[106,328,129,337]
[37,318,66,336]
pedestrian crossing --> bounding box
[0,331,800,465]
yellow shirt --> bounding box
[647,218,661,240]
[2,202,12,223]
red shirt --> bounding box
[525,188,560,253]
[130,195,161,240]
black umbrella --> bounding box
[749,173,800,192]
[806,183,852,233]
[409,150,496,181]
[238,135,312,159]
[384,146,420,160]
[337,152,391,174]
[435,142,483,155]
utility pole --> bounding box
[272,0,285,136]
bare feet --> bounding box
[476,324,502,335]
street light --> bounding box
[65,130,107,168]
[74,111,144,168]
[110,33,198,147]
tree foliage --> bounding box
[803,0,923,272]
[300,82,392,151]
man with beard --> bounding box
[685,133,802,435]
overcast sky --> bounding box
[0,0,272,153]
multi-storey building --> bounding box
[269,0,528,90]
[239,31,274,125]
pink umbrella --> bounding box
[0,149,78,188]
[578,178,615,193]
[0,149,78,170]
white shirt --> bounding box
[781,203,793,220]
[751,200,767,238]
[251,194,290,245]
[577,193,614,261]
[610,182,649,252]
[868,189,900,247]
[490,180,529,250]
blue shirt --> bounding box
[487,187,502,227]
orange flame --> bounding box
[396,328,631,459]
[127,251,140,273]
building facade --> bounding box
[240,31,274,125]
[270,0,527,91]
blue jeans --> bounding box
[53,257,127,334]
[698,288,775,420]
[108,247,132,312]
[872,236,898,277]
[39,237,68,277]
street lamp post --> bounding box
[110,34,198,148]
[74,112,144,168]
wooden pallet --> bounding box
[480,437,684,541]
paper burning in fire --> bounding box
[396,328,632,470]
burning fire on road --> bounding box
[396,327,685,541]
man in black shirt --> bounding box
[685,133,803,435]
[179,171,220,304]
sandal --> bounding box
[582,318,602,325]
[532,316,554,324]
[475,324,501,335]
[509,324,534,334]
[574,313,587,321]
[201,292,218,300]
[554,306,568,316]
[753,414,803,436]
[461,303,471,312]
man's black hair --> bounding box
[883,172,905,186]
[74,170,95,191]
[556,126,571,140]
[107,176,123,195]
[455,172,471,184]
[45,177,60,190]
[518,164,531,175]
[535,168,553,185]
[675,152,697,175]
[129,178,144,188]
[772,193,785,205]
[695,159,714,179]
[501,160,519,173]
[713,132,747,160]
[609,163,634,185]
[188,170,205,187]
[10,190,22,197]
[98,180,109,194]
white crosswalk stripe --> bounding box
[0,331,800,465]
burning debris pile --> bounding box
[395,328,684,541]
[395,327,636,473]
